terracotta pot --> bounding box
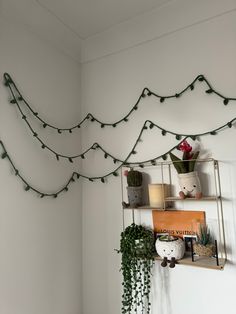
[178,171,201,197]
[193,243,216,257]
[127,186,142,207]
[155,236,185,261]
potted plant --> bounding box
[169,140,202,199]
[155,235,185,268]
[117,223,154,314]
[193,224,216,257]
[124,169,143,207]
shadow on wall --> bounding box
[153,263,172,314]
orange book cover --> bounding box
[152,210,206,238]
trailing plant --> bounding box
[197,224,212,246]
[124,169,143,187]
[169,140,199,174]
[117,223,154,314]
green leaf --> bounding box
[169,152,182,173]
[189,151,199,172]
[1,152,7,159]
[223,98,229,105]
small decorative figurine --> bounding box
[169,140,202,199]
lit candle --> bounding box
[148,184,169,209]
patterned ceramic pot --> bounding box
[178,171,201,197]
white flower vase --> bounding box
[178,171,201,198]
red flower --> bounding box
[124,170,129,177]
[178,140,192,153]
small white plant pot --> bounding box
[155,237,185,261]
[178,171,201,197]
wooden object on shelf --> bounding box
[152,210,206,238]
[155,254,225,270]
[165,196,220,201]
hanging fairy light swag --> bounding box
[2,72,236,197]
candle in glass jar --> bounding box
[148,184,169,208]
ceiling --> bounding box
[36,0,171,39]
[0,0,172,62]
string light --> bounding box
[2,152,7,159]
[2,72,236,198]
[3,81,236,165]
[162,130,167,136]
[4,72,236,134]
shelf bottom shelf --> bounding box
[155,253,226,270]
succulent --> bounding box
[197,224,212,246]
[127,169,143,186]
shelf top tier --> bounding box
[122,158,218,169]
[166,196,220,201]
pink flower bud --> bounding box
[178,140,192,153]
[124,170,129,177]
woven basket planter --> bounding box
[193,243,215,257]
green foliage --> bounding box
[117,223,154,314]
[197,224,212,245]
[188,151,200,172]
[127,170,143,187]
[169,151,199,174]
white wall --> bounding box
[0,16,82,314]
[81,0,236,314]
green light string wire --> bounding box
[4,73,236,132]
[3,78,236,161]
[3,72,236,197]
[6,81,125,162]
[0,129,189,197]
